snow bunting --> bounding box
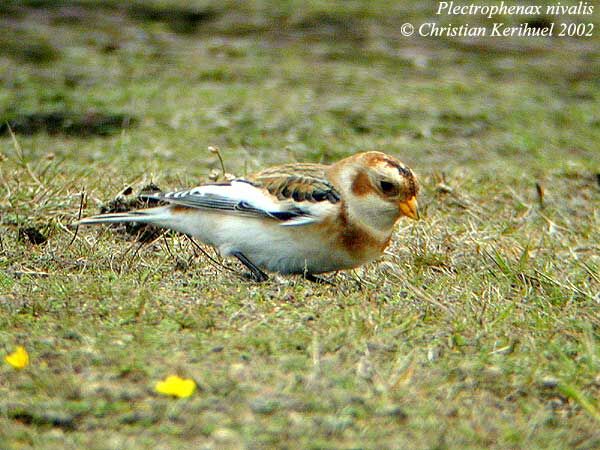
[79,151,419,281]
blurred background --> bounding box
[1,0,598,186]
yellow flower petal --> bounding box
[4,346,29,369]
[155,375,196,398]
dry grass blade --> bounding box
[66,190,86,248]
[7,123,43,187]
[185,235,238,275]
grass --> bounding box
[1,1,599,448]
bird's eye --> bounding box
[379,180,398,196]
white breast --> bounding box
[162,208,363,274]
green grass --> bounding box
[1,1,599,448]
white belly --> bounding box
[167,210,370,274]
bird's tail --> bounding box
[77,207,167,226]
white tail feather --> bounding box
[77,208,165,226]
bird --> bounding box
[78,151,420,282]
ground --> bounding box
[0,1,599,449]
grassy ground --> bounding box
[1,1,599,448]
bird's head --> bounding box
[333,151,420,232]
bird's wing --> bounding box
[250,163,341,204]
[142,180,318,225]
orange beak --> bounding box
[399,196,419,220]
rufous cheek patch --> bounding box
[351,171,372,196]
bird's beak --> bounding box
[399,196,419,220]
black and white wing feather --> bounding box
[143,180,316,225]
